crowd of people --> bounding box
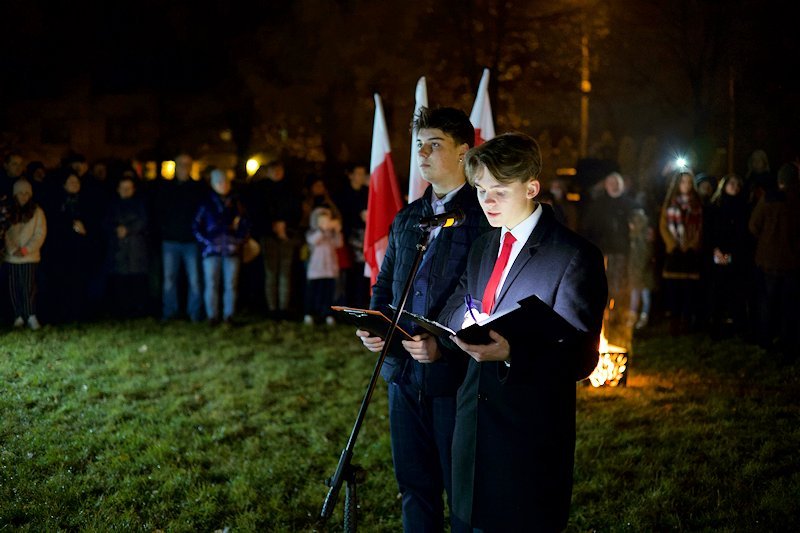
[1,145,798,359]
[0,150,371,331]
[547,151,800,362]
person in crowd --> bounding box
[694,172,718,328]
[193,168,249,325]
[44,170,94,323]
[333,162,370,308]
[548,176,579,231]
[659,169,704,334]
[25,161,49,194]
[627,208,657,330]
[439,132,607,531]
[3,179,46,330]
[1,151,26,200]
[0,153,25,321]
[706,174,750,337]
[300,174,340,229]
[259,160,301,320]
[355,106,491,532]
[303,206,343,326]
[694,172,717,204]
[154,152,205,322]
[61,152,109,315]
[580,171,639,333]
[748,162,800,361]
[104,175,149,318]
[298,175,341,305]
[745,148,776,205]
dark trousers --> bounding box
[665,277,700,327]
[304,278,335,318]
[388,378,464,533]
[8,262,37,319]
[756,268,800,356]
[262,236,296,313]
[709,264,746,334]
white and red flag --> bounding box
[364,93,404,287]
[407,76,429,203]
[470,68,496,146]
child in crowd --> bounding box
[627,208,656,330]
[304,206,343,326]
[4,179,47,330]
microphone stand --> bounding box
[319,228,431,532]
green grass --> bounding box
[1,318,798,531]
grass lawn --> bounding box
[1,317,798,531]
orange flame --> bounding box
[588,329,628,387]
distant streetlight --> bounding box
[246,158,260,177]
[161,160,176,180]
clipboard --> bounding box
[330,305,415,354]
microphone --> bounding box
[417,209,466,230]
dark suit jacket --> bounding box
[439,203,607,532]
[371,184,491,396]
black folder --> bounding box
[330,306,415,354]
[394,294,578,345]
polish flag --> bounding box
[364,93,404,287]
[470,68,496,146]
[408,76,429,203]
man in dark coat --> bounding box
[441,133,607,532]
[579,171,638,307]
[356,107,491,532]
[154,152,206,322]
[749,162,800,360]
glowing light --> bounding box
[144,161,158,180]
[161,160,176,180]
[246,158,260,177]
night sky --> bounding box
[1,1,282,97]
[2,0,799,169]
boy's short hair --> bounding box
[464,132,542,186]
[411,107,475,148]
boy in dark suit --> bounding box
[355,107,491,532]
[440,132,608,532]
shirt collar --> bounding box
[430,182,466,213]
[500,202,541,246]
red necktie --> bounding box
[481,232,517,315]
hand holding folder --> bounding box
[393,294,578,345]
[331,306,415,355]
